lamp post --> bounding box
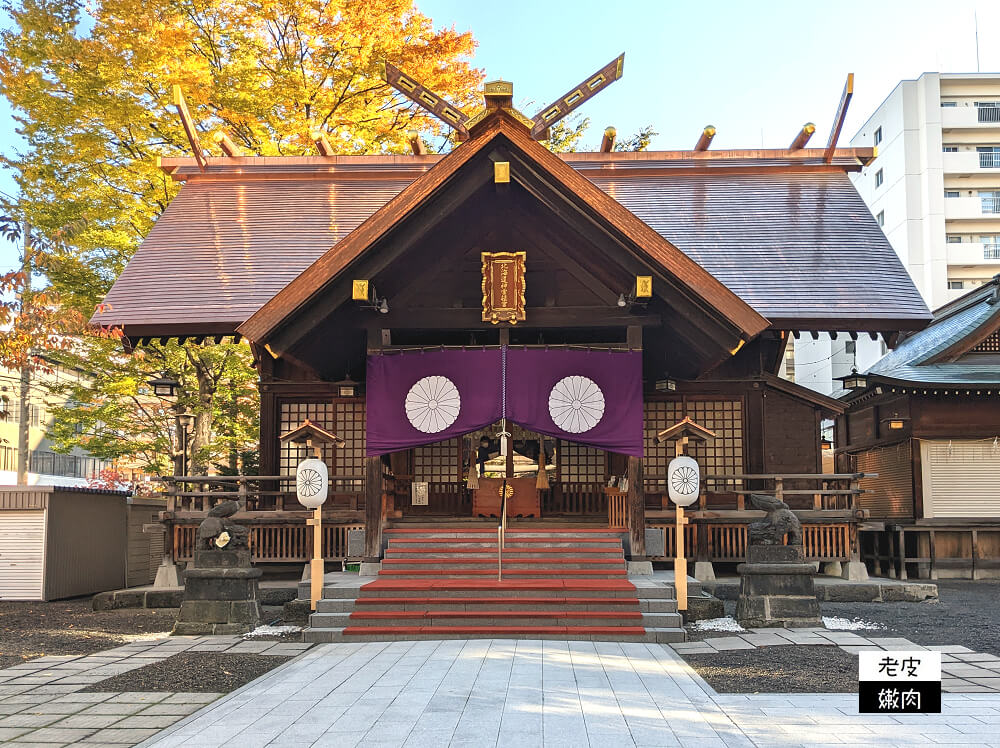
[280,420,344,611]
[176,410,195,476]
[656,417,717,615]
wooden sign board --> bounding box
[411,481,429,506]
[481,252,526,324]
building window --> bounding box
[941,101,957,108]
[948,280,965,290]
[875,169,883,187]
[943,146,958,152]
[845,340,856,355]
[977,146,1000,168]
[945,191,960,198]
[873,127,882,146]
[980,190,1000,214]
[876,210,885,226]
[946,235,963,243]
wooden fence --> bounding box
[174,523,363,563]
[646,522,851,562]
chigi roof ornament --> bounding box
[378,54,625,142]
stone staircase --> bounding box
[303,526,685,643]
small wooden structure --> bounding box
[0,487,159,600]
[838,276,1000,579]
[92,65,931,572]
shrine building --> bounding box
[94,61,931,605]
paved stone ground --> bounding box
[139,639,1000,748]
[0,636,312,745]
[676,627,1000,693]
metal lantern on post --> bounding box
[175,410,195,477]
[279,419,345,611]
[656,417,717,614]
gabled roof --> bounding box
[90,140,929,339]
[862,276,1000,386]
[238,111,768,345]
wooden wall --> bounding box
[126,498,166,587]
[856,441,915,519]
[761,387,822,474]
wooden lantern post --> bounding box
[656,417,716,615]
[280,420,345,611]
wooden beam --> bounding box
[789,123,816,151]
[212,130,242,157]
[531,54,625,139]
[171,85,206,172]
[694,126,716,151]
[408,131,428,155]
[379,61,470,137]
[311,130,334,156]
[600,127,616,153]
[361,307,662,330]
[824,73,854,164]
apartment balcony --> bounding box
[942,105,1000,129]
[947,242,1000,266]
[944,196,1000,220]
[943,151,1000,174]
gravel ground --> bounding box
[0,599,176,668]
[682,645,857,693]
[694,580,1000,657]
[80,652,293,693]
[822,580,1000,656]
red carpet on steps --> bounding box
[342,528,646,640]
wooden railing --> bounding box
[159,474,365,514]
[174,522,364,563]
[542,482,606,514]
[606,487,627,530]
[644,473,870,512]
[392,480,470,516]
[646,521,851,562]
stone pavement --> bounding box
[0,635,311,745]
[139,639,1000,748]
[673,627,1000,693]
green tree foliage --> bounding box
[0,0,482,473]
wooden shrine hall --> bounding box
[94,59,932,578]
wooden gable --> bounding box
[237,110,770,380]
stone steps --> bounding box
[304,525,683,644]
[305,627,686,643]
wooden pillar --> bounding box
[626,325,645,558]
[627,455,645,557]
[364,456,383,560]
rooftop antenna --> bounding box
[976,10,981,73]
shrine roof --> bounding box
[862,277,1000,387]
[92,147,930,339]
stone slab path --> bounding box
[674,627,1000,693]
[0,635,311,745]
[138,639,1000,748]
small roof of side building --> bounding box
[91,147,931,339]
[861,276,1000,387]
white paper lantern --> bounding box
[667,455,700,507]
[296,457,329,509]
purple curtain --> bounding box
[365,349,502,456]
[506,348,643,458]
[365,347,644,458]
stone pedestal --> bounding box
[171,549,262,636]
[735,545,821,628]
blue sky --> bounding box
[1,0,999,271]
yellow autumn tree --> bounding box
[0,0,482,473]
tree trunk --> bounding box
[189,354,216,474]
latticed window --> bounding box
[279,400,367,490]
[559,440,605,483]
[643,398,745,490]
[643,400,683,489]
[334,400,366,490]
[413,439,460,482]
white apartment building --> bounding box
[850,72,1000,309]
[784,72,1000,403]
